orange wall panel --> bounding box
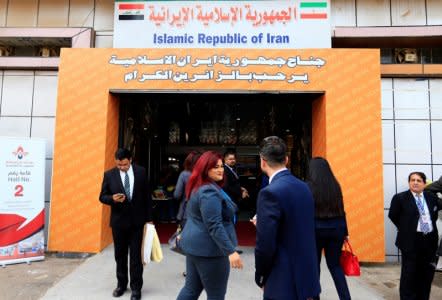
[49,48,384,261]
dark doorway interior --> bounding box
[117,92,318,222]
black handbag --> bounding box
[168,225,185,255]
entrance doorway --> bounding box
[116,92,318,236]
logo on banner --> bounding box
[12,146,28,160]
[118,3,145,20]
[299,1,328,19]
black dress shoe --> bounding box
[112,287,126,297]
[131,291,141,300]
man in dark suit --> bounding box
[222,149,249,254]
[222,149,249,206]
[99,148,152,300]
[254,136,320,300]
[389,172,441,300]
[425,175,442,263]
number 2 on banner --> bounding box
[15,184,24,197]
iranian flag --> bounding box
[118,3,145,20]
[299,1,328,19]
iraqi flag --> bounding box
[118,3,145,20]
[299,1,328,19]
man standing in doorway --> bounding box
[222,149,249,205]
[99,148,153,300]
[254,136,320,300]
[389,172,440,300]
[222,149,249,254]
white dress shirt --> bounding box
[269,168,287,184]
[120,165,134,199]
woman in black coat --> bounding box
[306,157,351,300]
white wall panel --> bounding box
[3,70,34,76]
[356,0,390,26]
[394,79,429,120]
[0,73,2,112]
[382,120,395,164]
[1,75,34,116]
[383,164,396,208]
[396,164,432,192]
[427,0,442,25]
[0,116,31,136]
[45,159,53,204]
[385,255,400,263]
[33,76,58,116]
[431,121,442,164]
[44,201,50,246]
[433,165,442,180]
[382,78,394,119]
[30,117,55,158]
[430,79,442,119]
[395,120,431,164]
[95,34,114,48]
[331,0,356,27]
[384,210,399,256]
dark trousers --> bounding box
[177,254,230,300]
[400,233,437,300]
[112,225,144,292]
[315,227,351,300]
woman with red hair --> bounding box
[176,151,243,300]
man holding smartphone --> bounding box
[99,148,153,300]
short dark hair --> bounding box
[115,148,132,160]
[259,136,287,167]
[223,148,236,158]
[408,171,426,183]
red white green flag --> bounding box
[299,1,328,19]
[118,3,145,20]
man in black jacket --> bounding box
[222,149,248,205]
[425,175,442,264]
[222,149,248,254]
[389,172,441,300]
[99,148,153,300]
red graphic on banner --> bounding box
[0,210,44,247]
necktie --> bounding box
[415,194,430,234]
[124,172,131,201]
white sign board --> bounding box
[0,137,46,266]
[114,0,331,49]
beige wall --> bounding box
[0,0,114,31]
[332,0,442,27]
[1,1,442,30]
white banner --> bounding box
[114,0,331,49]
[0,137,46,266]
